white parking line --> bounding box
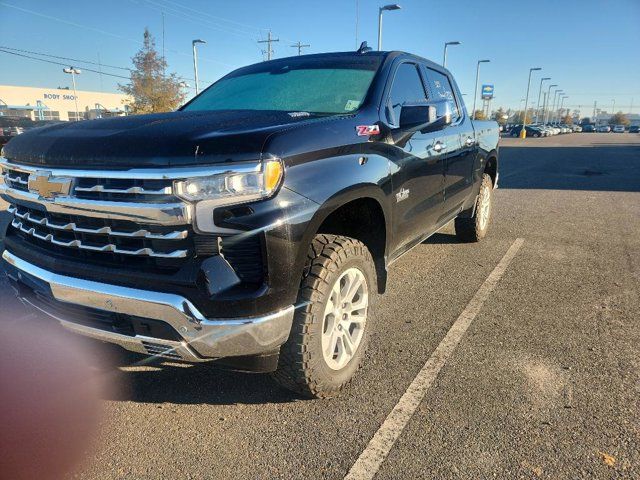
[344,238,525,480]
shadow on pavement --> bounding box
[499,144,640,192]
[101,350,302,405]
[423,232,461,245]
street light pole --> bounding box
[472,59,490,120]
[443,41,461,68]
[377,4,401,51]
[192,39,206,95]
[560,96,568,121]
[535,77,550,124]
[63,67,81,121]
[550,89,561,123]
[520,67,542,138]
[543,83,557,124]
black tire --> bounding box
[455,173,493,242]
[272,234,376,398]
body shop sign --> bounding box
[43,93,77,101]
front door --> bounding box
[382,62,447,257]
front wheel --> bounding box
[272,234,376,398]
[455,173,493,242]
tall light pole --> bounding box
[63,67,81,121]
[192,39,206,95]
[472,59,490,120]
[443,41,461,68]
[611,99,615,114]
[520,67,541,138]
[550,88,562,123]
[534,77,550,124]
[377,4,401,51]
[560,95,568,121]
[543,83,557,123]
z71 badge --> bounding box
[356,125,380,136]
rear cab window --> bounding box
[423,67,461,122]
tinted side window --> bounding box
[425,68,460,121]
[387,63,428,125]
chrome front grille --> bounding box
[8,204,190,259]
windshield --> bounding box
[182,56,381,115]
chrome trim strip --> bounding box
[3,250,295,358]
[1,157,260,180]
[10,205,188,240]
[75,185,172,195]
[11,218,188,258]
[0,183,191,225]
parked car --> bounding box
[612,125,626,133]
[0,48,500,398]
[511,125,544,137]
[597,125,611,132]
[629,125,640,133]
[582,125,596,132]
[572,125,582,132]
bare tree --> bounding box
[119,29,186,114]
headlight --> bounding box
[174,159,283,205]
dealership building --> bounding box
[0,85,131,122]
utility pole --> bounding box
[258,31,279,61]
[291,41,310,56]
[593,100,597,119]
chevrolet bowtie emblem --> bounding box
[28,171,73,199]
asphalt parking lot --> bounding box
[0,133,638,479]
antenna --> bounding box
[357,41,372,54]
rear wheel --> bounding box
[455,173,493,242]
[272,234,376,398]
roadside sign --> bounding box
[481,84,494,100]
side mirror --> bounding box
[399,100,452,133]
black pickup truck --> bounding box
[0,47,499,398]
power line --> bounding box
[0,45,132,71]
[1,2,230,67]
[0,45,209,86]
[0,49,131,80]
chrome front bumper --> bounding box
[2,250,294,362]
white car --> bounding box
[597,125,611,133]
[613,125,626,133]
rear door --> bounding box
[422,67,476,219]
[383,62,447,256]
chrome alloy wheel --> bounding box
[478,182,492,231]
[321,267,368,370]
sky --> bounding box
[1,0,639,117]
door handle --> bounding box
[465,137,475,147]
[432,141,446,152]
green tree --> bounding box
[608,112,630,126]
[492,107,507,125]
[119,28,186,114]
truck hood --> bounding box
[2,110,319,169]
